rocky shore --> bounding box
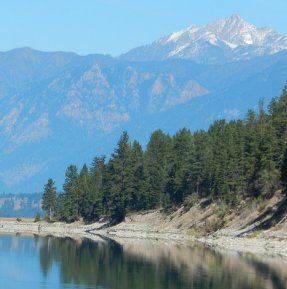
[1,217,287,258]
[2,193,287,258]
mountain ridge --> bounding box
[120,15,287,63]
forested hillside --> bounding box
[42,86,287,222]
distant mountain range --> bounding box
[0,193,42,217]
[0,15,286,198]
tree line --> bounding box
[42,86,287,222]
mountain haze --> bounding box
[0,193,42,217]
[0,15,286,198]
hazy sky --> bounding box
[0,0,286,56]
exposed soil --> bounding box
[1,191,287,257]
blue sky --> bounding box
[0,0,286,56]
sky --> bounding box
[0,0,286,56]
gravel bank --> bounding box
[1,208,287,258]
[200,235,287,257]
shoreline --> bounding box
[1,218,287,258]
[200,234,287,257]
[0,218,189,241]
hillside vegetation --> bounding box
[42,86,287,225]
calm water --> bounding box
[0,234,287,289]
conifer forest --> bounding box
[42,86,287,222]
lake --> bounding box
[0,234,287,289]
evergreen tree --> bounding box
[62,165,79,222]
[223,121,246,200]
[191,130,212,197]
[89,156,106,219]
[126,141,148,211]
[78,164,91,220]
[145,130,170,208]
[207,120,229,197]
[54,192,66,221]
[281,147,287,192]
[256,117,280,197]
[165,128,194,204]
[108,131,131,222]
[102,160,114,216]
[42,179,57,221]
[244,109,261,196]
[269,86,287,163]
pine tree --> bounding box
[78,164,91,220]
[108,131,131,222]
[145,130,170,208]
[256,118,280,197]
[222,120,246,202]
[102,160,114,216]
[165,128,194,205]
[269,86,287,163]
[244,109,261,196]
[42,179,57,221]
[89,156,106,219]
[191,130,212,197]
[54,192,66,221]
[126,141,148,211]
[62,165,79,222]
[281,147,287,193]
[207,120,229,197]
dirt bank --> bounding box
[97,191,287,257]
[1,191,287,257]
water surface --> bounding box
[0,234,287,289]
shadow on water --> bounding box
[28,234,287,289]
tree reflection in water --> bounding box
[35,235,287,289]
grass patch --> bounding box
[187,227,205,238]
[246,230,264,239]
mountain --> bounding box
[0,15,286,197]
[0,193,42,217]
[0,48,212,194]
[120,15,287,64]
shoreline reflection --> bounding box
[34,235,287,289]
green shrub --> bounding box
[204,218,225,233]
[215,202,228,219]
[34,213,41,222]
[183,193,199,210]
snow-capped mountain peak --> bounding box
[163,14,285,51]
[121,15,287,63]
[204,14,271,47]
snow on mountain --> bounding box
[121,15,287,63]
